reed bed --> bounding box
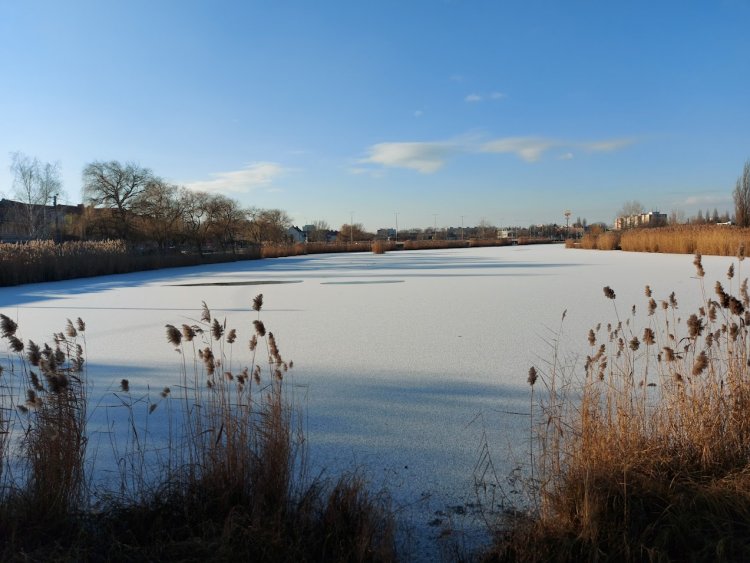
[1,238,557,287]
[488,253,750,562]
[619,225,750,255]
[574,231,622,250]
[0,296,396,561]
[0,240,261,286]
[574,225,750,255]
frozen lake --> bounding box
[0,244,737,557]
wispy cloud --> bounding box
[449,74,464,82]
[414,109,424,118]
[361,134,634,172]
[581,138,635,152]
[481,137,559,162]
[185,162,283,193]
[465,91,506,103]
[348,166,384,178]
[361,141,461,173]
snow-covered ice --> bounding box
[0,244,738,558]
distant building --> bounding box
[286,225,306,243]
[614,211,667,230]
[0,198,86,242]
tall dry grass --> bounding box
[619,225,750,255]
[0,315,88,551]
[575,231,622,250]
[574,225,750,256]
[0,240,262,286]
[0,297,397,561]
[488,254,750,561]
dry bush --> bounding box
[489,254,750,561]
[372,240,387,254]
[596,231,621,250]
[575,232,621,250]
[619,225,750,255]
[579,233,598,249]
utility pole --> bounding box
[395,212,399,242]
[53,194,59,243]
[433,214,438,240]
[564,210,571,239]
[350,211,354,243]
[461,215,464,241]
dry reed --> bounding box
[574,225,750,256]
[0,240,261,286]
[0,296,397,561]
[489,253,750,561]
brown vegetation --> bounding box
[574,225,750,256]
[0,240,261,286]
[619,224,750,255]
[0,297,396,561]
[487,254,750,561]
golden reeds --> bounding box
[575,225,750,256]
[0,295,396,560]
[493,254,750,561]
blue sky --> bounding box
[1,1,748,230]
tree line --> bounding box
[6,155,314,253]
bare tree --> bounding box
[207,194,246,252]
[247,208,293,243]
[733,159,750,227]
[82,161,154,238]
[617,200,645,218]
[307,219,330,242]
[132,180,183,251]
[338,223,369,242]
[9,152,61,238]
[179,190,213,254]
[477,218,495,239]
[668,209,686,225]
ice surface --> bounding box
[0,245,738,558]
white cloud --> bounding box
[185,162,283,194]
[361,134,635,172]
[347,166,384,178]
[481,137,559,162]
[581,138,635,152]
[414,110,424,118]
[465,93,482,102]
[490,91,506,100]
[361,141,460,173]
[449,74,464,82]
